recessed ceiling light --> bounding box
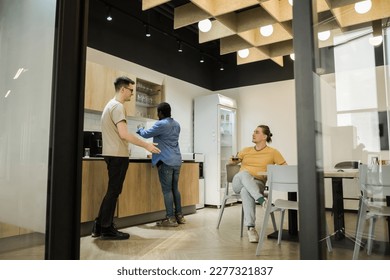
[238,49,249,58]
[198,19,212,33]
[318,30,331,41]
[260,25,274,37]
[354,0,372,14]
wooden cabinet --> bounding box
[84,61,163,120]
[81,160,112,222]
[84,61,136,116]
[82,160,199,222]
[135,78,164,119]
[118,163,152,217]
[178,163,199,206]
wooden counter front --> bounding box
[81,160,199,222]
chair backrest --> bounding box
[226,164,241,183]
[334,161,359,169]
[267,165,298,201]
[359,164,390,198]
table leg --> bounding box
[288,192,298,236]
[387,196,390,244]
[332,177,345,240]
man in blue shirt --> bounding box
[137,102,185,226]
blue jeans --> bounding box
[157,162,182,218]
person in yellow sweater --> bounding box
[231,125,286,243]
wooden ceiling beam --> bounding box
[236,47,270,65]
[331,0,390,28]
[174,2,210,29]
[199,20,236,43]
[220,35,253,55]
[236,6,276,33]
[142,0,171,11]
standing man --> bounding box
[92,76,161,240]
[137,102,185,227]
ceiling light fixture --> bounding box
[177,41,183,52]
[219,63,224,71]
[5,90,11,98]
[369,36,383,46]
[290,53,295,61]
[198,19,212,33]
[145,25,151,37]
[13,68,25,79]
[260,25,274,37]
[318,30,331,41]
[369,20,383,46]
[238,49,249,58]
[354,0,372,14]
[106,7,112,21]
[200,55,205,63]
[288,0,293,6]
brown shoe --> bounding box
[176,214,186,224]
[156,217,178,227]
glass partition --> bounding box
[0,0,56,259]
[316,2,390,260]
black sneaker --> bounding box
[91,218,101,238]
[100,224,130,240]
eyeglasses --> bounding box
[124,87,134,93]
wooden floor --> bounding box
[79,205,390,260]
[1,204,389,260]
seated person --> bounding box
[231,125,286,243]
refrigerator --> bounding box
[194,94,237,207]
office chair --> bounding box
[353,164,390,259]
[256,165,333,256]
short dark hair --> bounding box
[258,125,273,143]
[157,102,171,118]
[114,76,134,92]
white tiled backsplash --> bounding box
[83,112,191,157]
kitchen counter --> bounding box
[80,159,200,233]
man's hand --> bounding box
[146,142,160,154]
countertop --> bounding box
[82,157,197,163]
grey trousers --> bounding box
[232,170,265,227]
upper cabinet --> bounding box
[84,61,163,120]
[135,78,163,120]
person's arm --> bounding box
[117,121,160,153]
[137,121,165,138]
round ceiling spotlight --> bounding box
[290,53,295,61]
[238,48,249,58]
[354,0,372,14]
[318,30,331,41]
[369,35,383,46]
[198,19,212,32]
[260,25,274,37]
[288,0,293,6]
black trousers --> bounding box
[97,157,129,227]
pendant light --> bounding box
[260,25,274,37]
[354,0,372,14]
[238,49,249,58]
[198,19,212,33]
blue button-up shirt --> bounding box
[136,117,182,166]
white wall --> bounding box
[220,80,298,165]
